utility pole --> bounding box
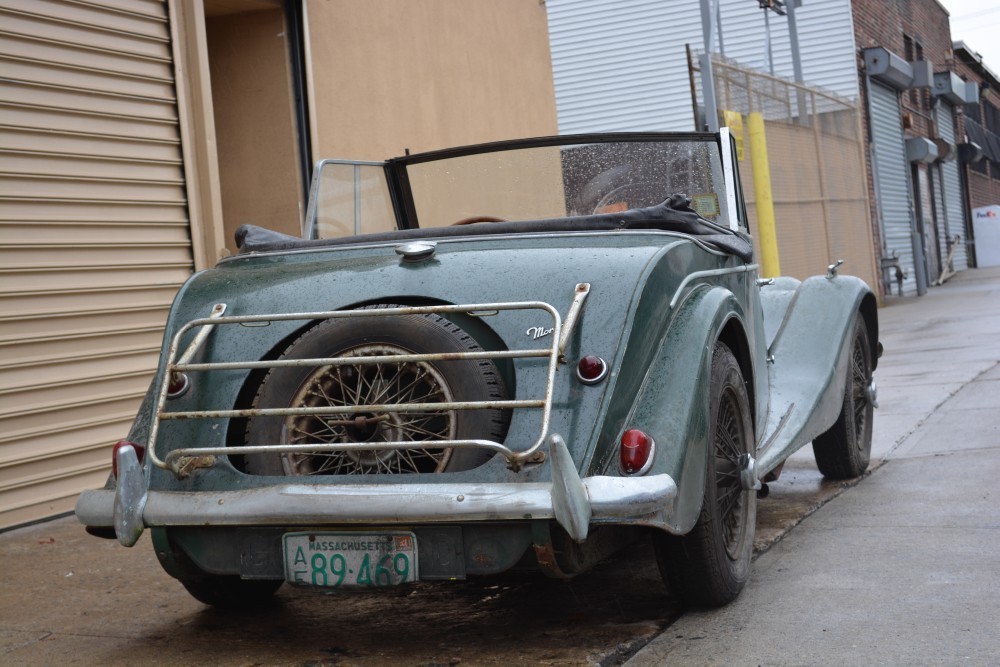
[785,0,810,124]
[758,0,808,123]
[699,0,720,131]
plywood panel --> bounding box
[306,0,558,160]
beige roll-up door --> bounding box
[0,0,193,528]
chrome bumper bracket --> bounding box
[113,444,148,547]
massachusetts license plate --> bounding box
[283,531,418,589]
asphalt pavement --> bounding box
[2,266,998,666]
[628,266,1000,666]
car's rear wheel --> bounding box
[812,316,874,479]
[154,528,284,607]
[654,341,756,608]
[180,576,283,608]
[245,305,509,475]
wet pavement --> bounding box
[4,267,999,666]
[628,266,1000,665]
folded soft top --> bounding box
[236,195,754,262]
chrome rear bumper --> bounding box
[76,435,676,546]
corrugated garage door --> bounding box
[868,81,917,296]
[0,0,193,527]
[936,103,969,272]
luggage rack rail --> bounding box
[147,296,588,476]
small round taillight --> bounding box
[167,371,190,398]
[111,440,145,479]
[576,355,608,384]
[620,428,655,475]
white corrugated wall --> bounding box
[546,0,860,133]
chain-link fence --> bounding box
[693,55,879,290]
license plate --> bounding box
[283,531,418,589]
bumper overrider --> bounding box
[75,434,677,547]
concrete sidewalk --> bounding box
[628,267,1000,665]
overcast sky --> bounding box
[940,0,1000,76]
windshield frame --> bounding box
[303,132,741,239]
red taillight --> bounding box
[167,371,189,398]
[111,440,145,479]
[620,428,654,475]
[576,355,608,384]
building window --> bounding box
[984,100,1000,135]
[966,99,999,178]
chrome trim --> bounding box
[113,444,146,547]
[395,241,437,262]
[867,380,879,409]
[164,303,225,400]
[618,436,656,476]
[303,158,387,239]
[575,357,608,385]
[826,259,845,279]
[668,263,761,309]
[218,230,722,265]
[78,475,677,530]
[738,453,762,491]
[557,282,591,360]
[164,372,189,399]
[177,303,226,364]
[76,433,677,544]
[720,127,741,231]
[549,434,591,540]
[150,301,565,475]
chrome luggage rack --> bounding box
[148,285,591,477]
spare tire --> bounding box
[245,305,510,476]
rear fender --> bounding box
[757,275,877,474]
[615,286,748,534]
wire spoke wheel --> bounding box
[654,341,756,608]
[714,386,748,559]
[282,345,456,475]
[812,316,874,479]
[850,340,870,448]
[244,306,510,476]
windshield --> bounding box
[306,136,732,239]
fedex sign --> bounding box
[972,205,1000,267]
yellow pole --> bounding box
[747,112,781,277]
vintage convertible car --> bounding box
[76,131,878,609]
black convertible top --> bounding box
[235,195,754,262]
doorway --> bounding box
[204,0,308,250]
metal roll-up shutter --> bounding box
[936,103,968,272]
[868,81,916,295]
[0,0,193,527]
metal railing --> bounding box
[148,299,577,476]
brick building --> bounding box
[851,0,976,294]
[954,41,1000,259]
